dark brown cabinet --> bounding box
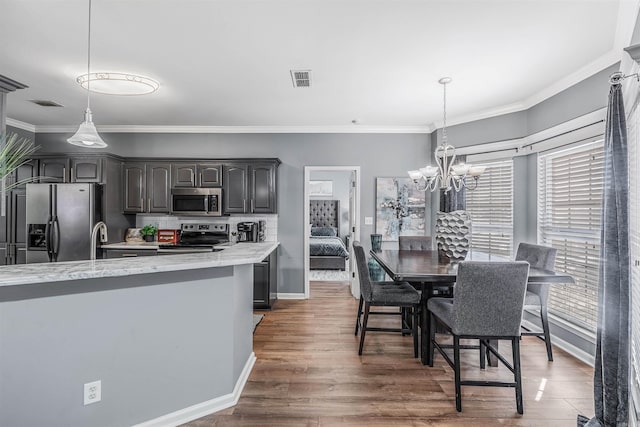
[0,189,27,265]
[123,162,171,213]
[223,161,277,214]
[172,163,222,188]
[253,248,278,309]
[39,157,103,183]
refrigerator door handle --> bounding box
[52,216,60,262]
[44,216,53,261]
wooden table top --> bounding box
[369,249,575,284]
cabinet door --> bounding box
[223,164,249,214]
[40,158,70,183]
[123,163,146,213]
[14,245,26,265]
[0,192,8,244]
[15,159,39,187]
[146,163,171,213]
[11,190,26,246]
[172,163,197,187]
[0,244,7,266]
[253,262,270,308]
[250,163,277,213]
[71,158,102,183]
[197,163,222,187]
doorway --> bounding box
[303,166,361,299]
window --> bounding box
[628,93,640,418]
[466,159,513,258]
[537,141,604,332]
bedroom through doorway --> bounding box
[303,166,361,299]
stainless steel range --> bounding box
[157,223,229,254]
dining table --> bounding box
[369,248,575,366]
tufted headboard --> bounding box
[310,200,340,236]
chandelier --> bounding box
[408,77,485,192]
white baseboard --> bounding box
[134,352,256,427]
[277,292,306,299]
[521,319,595,366]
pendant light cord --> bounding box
[86,0,92,110]
[442,81,447,144]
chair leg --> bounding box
[540,303,553,362]
[512,337,524,414]
[428,311,436,367]
[454,336,462,412]
[354,295,364,336]
[413,306,419,358]
[358,302,370,355]
[479,339,486,369]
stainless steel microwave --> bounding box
[171,188,222,216]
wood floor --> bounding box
[184,281,595,426]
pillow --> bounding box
[311,226,337,237]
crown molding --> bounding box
[32,124,433,134]
[6,118,36,133]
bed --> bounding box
[309,200,349,270]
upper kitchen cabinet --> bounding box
[38,156,103,183]
[223,160,279,214]
[172,163,222,188]
[122,162,171,213]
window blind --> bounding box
[628,97,640,414]
[466,160,513,258]
[538,141,604,332]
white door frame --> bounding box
[303,166,361,299]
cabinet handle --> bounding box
[62,167,66,183]
[199,172,203,186]
[122,253,138,257]
[141,198,144,212]
[251,199,254,212]
[243,200,246,211]
[148,198,151,212]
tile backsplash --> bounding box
[135,214,278,242]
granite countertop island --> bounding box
[0,241,278,287]
[0,241,279,427]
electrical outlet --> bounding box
[364,216,373,225]
[84,380,101,405]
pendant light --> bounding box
[68,0,107,148]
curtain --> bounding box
[578,81,630,426]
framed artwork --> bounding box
[309,180,333,197]
[376,177,426,241]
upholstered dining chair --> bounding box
[428,261,530,414]
[353,241,421,357]
[398,235,433,251]
[515,242,557,361]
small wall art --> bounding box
[309,180,333,197]
[376,177,426,241]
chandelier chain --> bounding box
[86,0,92,109]
[442,81,447,144]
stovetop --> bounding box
[169,223,229,247]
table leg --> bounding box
[487,339,498,367]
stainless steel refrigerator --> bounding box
[25,183,102,263]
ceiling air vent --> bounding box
[30,99,64,107]
[290,70,311,88]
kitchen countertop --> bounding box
[0,242,279,288]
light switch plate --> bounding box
[364,217,373,225]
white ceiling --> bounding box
[0,0,634,133]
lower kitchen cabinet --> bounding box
[253,248,278,309]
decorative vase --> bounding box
[368,257,386,282]
[435,210,471,262]
[370,234,382,252]
[144,234,155,242]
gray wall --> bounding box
[34,132,430,294]
[310,170,351,240]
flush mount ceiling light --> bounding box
[68,0,106,148]
[76,72,159,95]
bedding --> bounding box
[310,236,349,258]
